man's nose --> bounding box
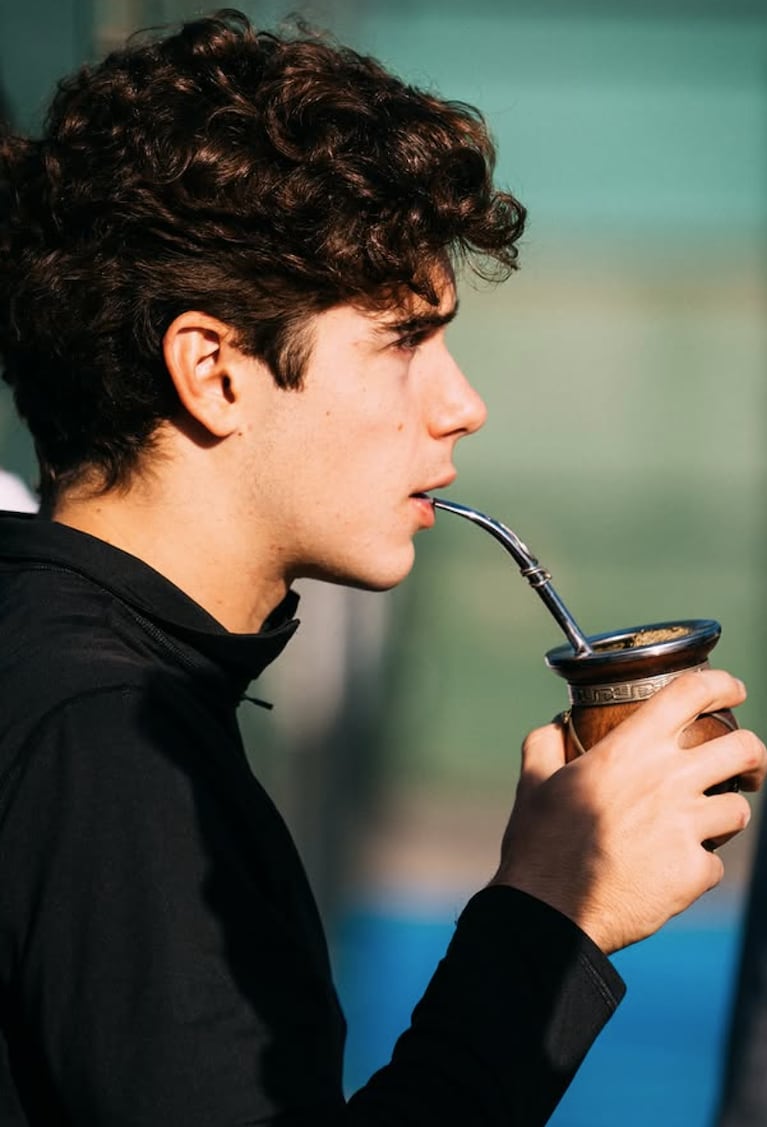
[428,352,487,439]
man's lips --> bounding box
[411,473,457,501]
[410,492,437,528]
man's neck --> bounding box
[53,474,289,635]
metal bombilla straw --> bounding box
[430,497,593,657]
[429,499,737,795]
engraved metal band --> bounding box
[568,661,710,707]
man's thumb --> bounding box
[519,720,568,790]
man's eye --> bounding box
[394,330,428,352]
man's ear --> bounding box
[163,312,252,439]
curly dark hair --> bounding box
[0,8,525,501]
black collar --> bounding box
[0,512,300,688]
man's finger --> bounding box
[519,721,567,789]
[621,669,747,740]
[697,790,753,846]
[688,728,767,795]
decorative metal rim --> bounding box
[568,662,710,706]
[546,618,721,675]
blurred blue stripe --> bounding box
[334,893,742,1126]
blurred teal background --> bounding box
[1,3,766,1124]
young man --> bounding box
[0,11,763,1126]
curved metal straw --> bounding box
[431,497,593,656]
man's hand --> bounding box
[491,669,767,954]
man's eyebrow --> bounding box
[381,300,460,335]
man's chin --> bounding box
[302,549,416,593]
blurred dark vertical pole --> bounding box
[0,0,94,133]
[712,47,767,1127]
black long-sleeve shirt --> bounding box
[0,513,624,1125]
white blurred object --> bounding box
[0,469,37,513]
